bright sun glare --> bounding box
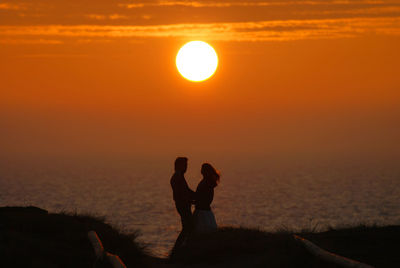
[176,41,218,82]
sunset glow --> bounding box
[2,1,400,263]
[176,41,218,82]
[1,0,399,157]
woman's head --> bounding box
[201,163,220,187]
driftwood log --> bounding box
[293,235,374,268]
[88,231,127,268]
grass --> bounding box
[301,225,400,268]
[2,206,399,267]
[170,225,400,267]
[171,227,330,267]
[0,206,146,267]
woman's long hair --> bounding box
[201,163,220,187]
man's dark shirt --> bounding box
[170,171,195,207]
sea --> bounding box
[1,154,399,256]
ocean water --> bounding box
[1,155,399,256]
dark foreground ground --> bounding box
[1,206,399,267]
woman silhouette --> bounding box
[193,163,220,233]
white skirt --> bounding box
[193,209,217,233]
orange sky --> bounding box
[1,0,400,160]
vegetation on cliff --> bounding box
[2,206,399,267]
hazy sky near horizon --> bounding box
[1,0,400,160]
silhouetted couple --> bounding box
[170,157,220,251]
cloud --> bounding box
[119,0,391,9]
[19,53,89,58]
[0,39,63,44]
[0,17,399,42]
[304,5,400,16]
[141,15,152,20]
[86,14,128,20]
[3,1,399,28]
[0,3,26,10]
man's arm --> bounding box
[188,188,196,204]
[182,177,196,204]
[171,174,193,204]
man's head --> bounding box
[174,157,188,173]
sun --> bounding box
[176,41,218,82]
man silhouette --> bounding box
[170,157,195,251]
